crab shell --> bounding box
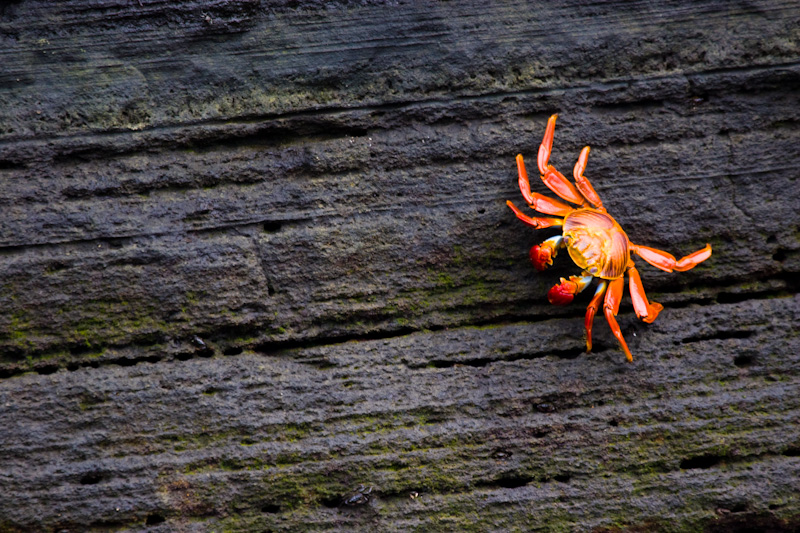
[563,209,629,280]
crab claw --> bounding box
[529,236,562,271]
[547,273,594,306]
[548,277,578,305]
[530,244,554,271]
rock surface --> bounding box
[1,1,799,531]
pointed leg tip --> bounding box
[642,302,664,324]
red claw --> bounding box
[530,244,554,271]
[547,278,578,305]
[530,237,561,271]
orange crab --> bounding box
[507,114,712,362]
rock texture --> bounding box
[1,1,800,531]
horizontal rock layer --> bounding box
[1,0,799,531]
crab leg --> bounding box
[627,262,663,324]
[573,146,605,211]
[529,192,574,217]
[631,243,712,273]
[518,153,586,208]
[603,277,633,362]
[506,200,563,229]
[530,114,588,206]
[515,154,575,215]
[542,166,588,207]
[585,280,607,353]
[537,114,558,175]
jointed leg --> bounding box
[573,146,605,211]
[603,277,633,362]
[585,280,607,353]
[506,200,563,229]
[627,262,663,324]
[542,165,586,207]
[515,154,574,216]
[537,114,558,175]
[631,243,712,273]
[518,153,585,207]
[529,114,587,206]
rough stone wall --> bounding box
[1,1,799,531]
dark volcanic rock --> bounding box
[1,1,799,531]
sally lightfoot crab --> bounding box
[507,114,712,362]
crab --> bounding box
[342,484,373,506]
[506,114,712,362]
